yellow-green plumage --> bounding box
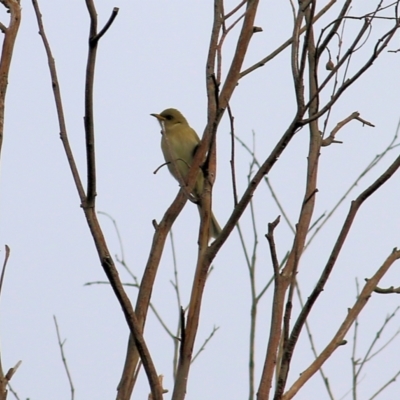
[151,108,221,239]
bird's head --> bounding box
[151,108,188,129]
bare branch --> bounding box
[316,0,352,58]
[33,2,162,398]
[0,245,10,299]
[31,0,86,201]
[4,361,21,384]
[282,150,400,400]
[0,0,21,159]
[284,248,400,400]
[321,112,374,147]
[170,2,266,396]
[369,369,400,400]
[224,0,247,20]
[6,383,20,400]
[53,316,75,400]
[305,121,400,250]
[373,285,400,294]
[266,216,281,277]
[303,19,400,124]
[239,0,337,79]
[295,282,336,400]
[93,7,119,43]
[191,325,220,363]
[227,104,238,206]
[287,151,400,364]
[0,244,12,397]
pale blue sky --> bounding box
[1,1,400,399]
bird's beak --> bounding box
[150,113,165,121]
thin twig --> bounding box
[351,279,361,400]
[239,0,337,78]
[266,216,281,277]
[224,0,247,20]
[0,244,11,398]
[191,325,220,363]
[305,121,400,250]
[93,7,119,43]
[234,134,296,234]
[6,383,20,400]
[321,112,374,147]
[369,369,400,400]
[358,306,400,367]
[227,104,238,206]
[88,213,179,342]
[374,285,400,294]
[246,157,260,400]
[170,229,183,377]
[98,211,125,261]
[0,245,10,299]
[53,316,75,400]
[302,20,400,124]
[295,282,336,400]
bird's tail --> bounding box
[197,205,222,239]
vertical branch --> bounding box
[84,0,98,206]
[118,190,194,398]
[171,3,223,399]
[0,0,21,158]
[227,104,238,206]
[117,0,226,393]
[172,1,261,398]
[53,316,75,400]
[290,2,305,110]
[235,154,260,400]
[257,2,316,398]
[275,3,321,397]
[351,279,360,400]
[117,0,225,394]
[0,245,10,300]
[0,2,21,395]
[80,3,163,398]
[257,217,286,400]
[0,245,11,399]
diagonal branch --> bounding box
[32,1,162,398]
[283,248,400,400]
[281,152,400,399]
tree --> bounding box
[1,1,400,399]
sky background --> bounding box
[0,1,400,399]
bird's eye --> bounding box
[165,115,173,121]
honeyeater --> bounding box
[151,108,221,239]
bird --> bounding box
[151,108,221,239]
